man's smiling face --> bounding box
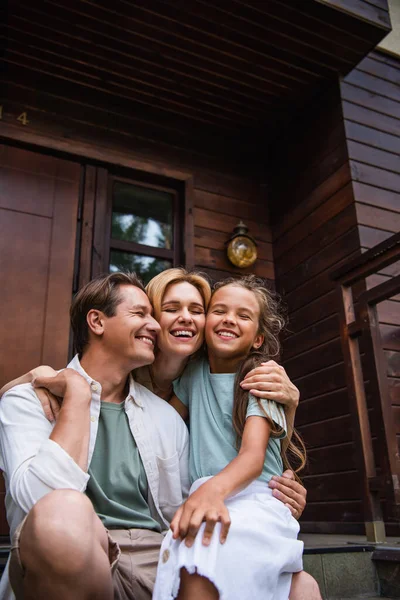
[101,284,161,369]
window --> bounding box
[108,177,181,284]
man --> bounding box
[0,272,189,599]
[0,272,320,600]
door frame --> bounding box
[0,122,195,270]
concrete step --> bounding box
[301,533,400,600]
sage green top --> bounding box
[173,357,287,486]
[86,401,161,532]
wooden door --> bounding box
[0,144,80,534]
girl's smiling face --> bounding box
[157,281,206,358]
[205,285,264,368]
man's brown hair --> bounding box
[70,272,145,356]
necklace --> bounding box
[149,364,173,399]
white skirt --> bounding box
[153,477,303,600]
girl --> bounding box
[153,275,306,600]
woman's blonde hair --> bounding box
[146,268,212,319]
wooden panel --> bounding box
[356,203,400,234]
[351,161,400,194]
[377,301,400,326]
[276,203,356,278]
[296,388,351,427]
[352,182,400,213]
[287,290,338,335]
[301,500,363,523]
[343,50,400,529]
[194,189,269,221]
[193,172,263,203]
[295,362,347,399]
[272,163,351,241]
[298,414,354,449]
[279,225,360,295]
[283,246,360,313]
[342,82,400,120]
[0,144,80,536]
[380,324,400,352]
[303,471,361,502]
[42,173,80,367]
[92,168,109,277]
[194,207,272,242]
[0,209,51,384]
[343,101,400,138]
[306,442,356,475]
[318,0,390,29]
[286,338,343,381]
[389,378,400,405]
[78,166,96,289]
[194,227,273,262]
[393,406,400,432]
[348,140,400,176]
[284,313,340,360]
[194,247,274,280]
[345,121,400,159]
[274,179,354,260]
[0,145,56,217]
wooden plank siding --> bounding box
[341,50,400,520]
[0,1,393,539]
[269,83,367,534]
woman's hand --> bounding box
[170,481,231,548]
[240,360,299,411]
[268,470,306,519]
[0,365,60,422]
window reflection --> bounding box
[110,250,172,285]
[112,182,173,249]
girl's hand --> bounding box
[240,360,299,410]
[170,481,231,547]
[268,469,306,519]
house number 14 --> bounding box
[0,106,30,125]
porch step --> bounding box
[301,534,400,599]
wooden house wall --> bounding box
[269,84,366,534]
[341,50,400,493]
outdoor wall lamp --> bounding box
[226,221,257,268]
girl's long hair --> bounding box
[213,275,306,482]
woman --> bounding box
[0,268,319,598]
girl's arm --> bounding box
[0,366,60,422]
[240,360,299,441]
[170,415,271,547]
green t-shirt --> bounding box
[86,401,161,532]
[173,357,287,485]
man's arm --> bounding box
[41,370,92,470]
[0,370,91,514]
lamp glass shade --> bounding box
[227,235,257,268]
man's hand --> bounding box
[240,360,299,410]
[268,469,306,519]
[170,480,231,547]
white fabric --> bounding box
[153,477,303,600]
[0,355,189,600]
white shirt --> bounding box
[0,355,189,600]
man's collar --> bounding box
[68,354,143,408]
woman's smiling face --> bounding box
[157,281,206,357]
